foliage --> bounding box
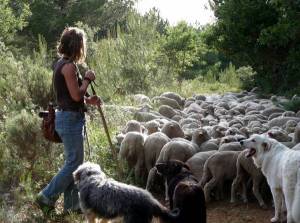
[143,8,169,35]
[0,0,31,43]
[88,12,172,98]
[0,37,52,112]
[161,22,198,80]
[5,110,49,169]
[23,36,53,108]
[208,0,300,94]
[23,0,134,45]
[0,43,33,113]
[187,25,229,79]
[236,66,256,90]
[279,98,300,112]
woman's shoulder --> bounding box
[61,62,77,76]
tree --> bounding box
[208,0,300,93]
[0,0,30,43]
[186,25,230,79]
[22,0,134,45]
[161,22,198,80]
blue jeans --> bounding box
[41,111,85,211]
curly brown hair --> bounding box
[57,27,87,63]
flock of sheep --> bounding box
[114,89,300,212]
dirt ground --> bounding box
[21,198,275,223]
[206,201,273,223]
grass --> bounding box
[0,74,243,222]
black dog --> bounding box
[156,160,206,223]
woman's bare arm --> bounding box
[61,63,90,102]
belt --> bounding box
[57,107,87,113]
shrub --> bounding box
[280,98,300,112]
[23,36,53,108]
[23,58,52,108]
[5,110,45,166]
[236,66,256,90]
[4,110,60,185]
[88,14,172,98]
[0,47,33,112]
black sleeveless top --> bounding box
[53,58,85,111]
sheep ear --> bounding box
[262,142,270,151]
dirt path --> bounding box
[207,201,273,223]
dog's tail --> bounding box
[154,204,180,222]
[292,168,300,222]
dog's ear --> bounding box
[155,163,166,173]
[262,141,270,151]
[73,169,81,182]
[267,132,274,138]
[183,163,190,170]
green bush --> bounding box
[6,110,45,166]
[0,47,33,113]
[3,110,61,186]
[236,66,256,91]
[88,13,172,98]
[280,99,300,112]
[23,58,52,108]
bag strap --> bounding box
[74,62,93,160]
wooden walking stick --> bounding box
[90,82,118,161]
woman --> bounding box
[36,27,101,214]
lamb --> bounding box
[144,120,160,135]
[220,136,238,145]
[122,120,143,133]
[231,150,267,208]
[183,102,205,114]
[155,138,198,168]
[284,120,298,134]
[131,94,151,105]
[268,117,300,128]
[219,142,243,152]
[200,151,241,202]
[161,92,185,107]
[193,129,219,152]
[158,105,179,119]
[119,132,146,182]
[267,128,292,142]
[268,112,283,121]
[144,132,170,173]
[134,111,162,122]
[186,151,218,181]
[210,125,227,139]
[152,96,182,110]
[161,121,185,139]
[269,123,300,148]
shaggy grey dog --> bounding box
[73,162,179,223]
